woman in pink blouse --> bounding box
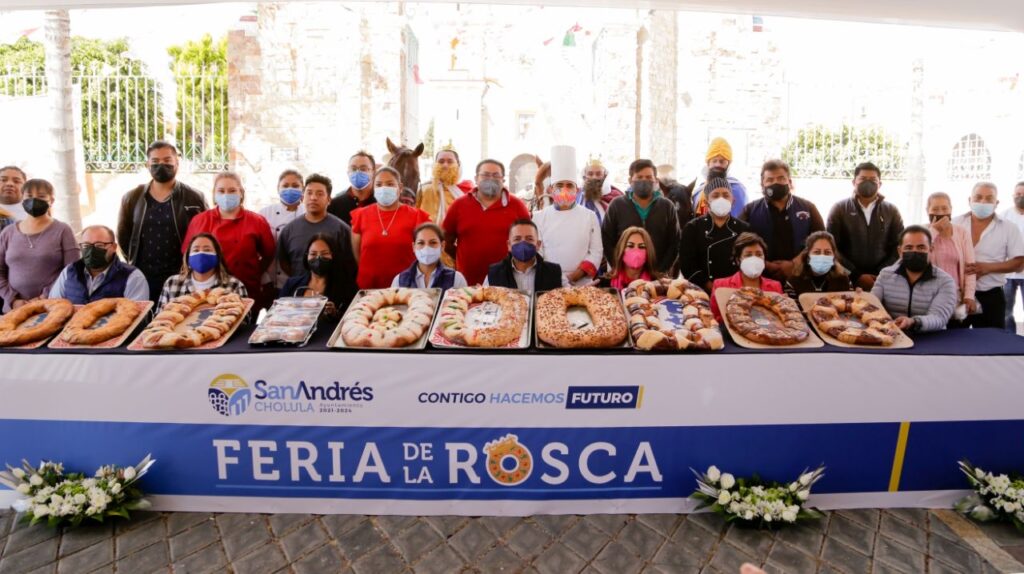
[926,192,976,324]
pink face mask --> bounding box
[553,188,578,207]
[623,247,647,269]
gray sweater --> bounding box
[870,261,957,332]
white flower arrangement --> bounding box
[690,465,826,528]
[955,460,1024,533]
[0,455,154,528]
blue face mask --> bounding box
[970,201,996,220]
[510,241,537,262]
[809,254,834,275]
[349,171,371,190]
[375,186,399,207]
[215,193,241,212]
[279,187,303,206]
[188,252,219,274]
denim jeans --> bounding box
[1003,278,1024,333]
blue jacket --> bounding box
[61,259,136,304]
[396,261,458,289]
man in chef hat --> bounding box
[533,145,604,286]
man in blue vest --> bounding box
[740,159,824,280]
[49,225,150,303]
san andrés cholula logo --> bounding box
[208,374,374,416]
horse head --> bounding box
[386,137,424,203]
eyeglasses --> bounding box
[79,242,113,250]
[477,172,503,180]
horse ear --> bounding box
[386,137,397,154]
[414,142,424,156]
[534,155,543,167]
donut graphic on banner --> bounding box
[484,434,533,486]
[208,374,252,417]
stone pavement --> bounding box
[0,508,1021,573]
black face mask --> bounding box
[856,181,879,199]
[708,168,727,179]
[22,197,50,217]
[928,214,948,224]
[1015,197,1024,210]
[632,180,655,200]
[150,163,176,184]
[82,245,112,270]
[764,183,790,201]
[902,251,929,273]
[308,256,333,276]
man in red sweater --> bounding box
[442,159,530,285]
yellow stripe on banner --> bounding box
[888,422,912,492]
[636,386,644,409]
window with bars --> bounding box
[947,133,992,181]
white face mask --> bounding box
[740,256,765,279]
[710,197,732,218]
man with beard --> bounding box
[691,137,748,218]
[826,161,904,290]
[577,157,623,225]
[417,146,465,223]
[0,165,27,223]
[116,141,206,304]
[740,159,824,280]
[601,159,679,274]
[442,159,530,285]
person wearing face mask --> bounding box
[826,162,904,291]
[259,169,307,296]
[277,174,357,289]
[709,232,783,322]
[0,166,28,222]
[391,223,467,289]
[281,233,358,318]
[691,138,748,218]
[351,167,431,289]
[49,225,149,304]
[601,159,679,274]
[533,146,603,287]
[740,159,824,280]
[870,226,958,333]
[952,182,1024,330]
[417,146,466,223]
[484,219,567,293]
[601,227,661,289]
[784,231,851,297]
[442,159,531,285]
[924,192,976,327]
[327,151,377,225]
[117,141,207,305]
[577,157,624,225]
[157,233,247,312]
[999,181,1024,332]
[182,172,276,309]
[0,179,80,312]
[679,178,750,293]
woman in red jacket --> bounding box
[351,167,430,289]
[710,232,783,321]
[183,172,276,308]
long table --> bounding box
[1,325,1022,516]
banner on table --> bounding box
[1,351,1023,514]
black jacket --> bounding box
[487,255,563,293]
[826,195,904,282]
[663,178,696,231]
[117,180,206,264]
[601,194,679,273]
[679,215,749,288]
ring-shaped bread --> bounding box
[341,288,436,348]
[810,292,901,345]
[536,286,627,348]
[438,286,528,347]
[725,287,809,345]
[141,288,246,349]
[622,278,724,351]
[0,299,74,346]
[60,298,142,345]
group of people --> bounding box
[1,136,1023,336]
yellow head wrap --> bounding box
[705,137,733,164]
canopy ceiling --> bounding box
[1,0,1022,32]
